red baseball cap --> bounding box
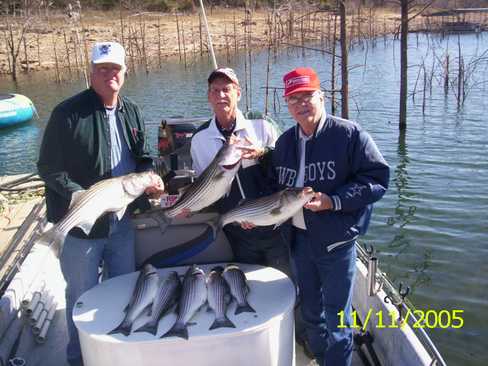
[283,67,320,97]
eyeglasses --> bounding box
[285,91,322,105]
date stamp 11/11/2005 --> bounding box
[337,309,464,331]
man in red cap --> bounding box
[271,67,390,366]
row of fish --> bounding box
[109,263,255,340]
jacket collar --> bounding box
[208,108,246,141]
[88,87,125,112]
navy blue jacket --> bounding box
[272,113,389,250]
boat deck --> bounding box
[0,196,363,366]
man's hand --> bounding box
[145,174,165,199]
[238,146,266,160]
[175,208,192,219]
[304,192,333,212]
[235,136,266,160]
[239,221,256,230]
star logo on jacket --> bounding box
[99,44,111,55]
[346,184,366,198]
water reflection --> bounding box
[384,129,432,291]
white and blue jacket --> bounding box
[272,112,390,251]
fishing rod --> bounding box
[198,0,218,70]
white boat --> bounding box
[0,116,446,366]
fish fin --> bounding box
[37,227,65,258]
[203,217,220,241]
[69,190,85,209]
[209,316,236,330]
[115,207,127,221]
[235,302,256,315]
[273,218,288,230]
[77,217,98,236]
[270,207,282,216]
[160,322,189,340]
[178,185,191,195]
[133,322,158,336]
[108,321,132,337]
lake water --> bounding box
[1,33,487,365]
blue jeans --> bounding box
[60,214,135,363]
[292,230,356,366]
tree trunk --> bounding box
[399,0,409,130]
[339,1,349,119]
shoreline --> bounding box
[0,7,404,78]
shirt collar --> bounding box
[209,108,246,141]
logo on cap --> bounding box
[285,76,311,87]
[99,44,111,55]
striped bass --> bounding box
[37,171,163,257]
[220,187,315,228]
[162,143,242,218]
[134,271,182,336]
[222,264,255,315]
[161,266,207,340]
[207,266,235,330]
[108,263,160,336]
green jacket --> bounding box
[37,87,153,239]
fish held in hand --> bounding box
[38,171,163,257]
[162,143,242,219]
[220,187,315,228]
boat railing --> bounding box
[356,243,447,366]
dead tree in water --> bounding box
[3,17,31,81]
[396,0,434,130]
[338,1,349,119]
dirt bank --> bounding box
[0,6,403,78]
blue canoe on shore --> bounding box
[0,94,36,128]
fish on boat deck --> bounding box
[222,264,255,315]
[108,263,160,336]
[160,266,207,340]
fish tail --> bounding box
[235,302,256,315]
[108,321,132,337]
[160,322,189,340]
[208,216,222,240]
[37,227,65,258]
[209,315,236,330]
[133,321,158,336]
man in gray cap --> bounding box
[37,41,164,366]
[190,67,291,275]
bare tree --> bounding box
[338,0,349,119]
[3,16,32,81]
[396,0,435,130]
